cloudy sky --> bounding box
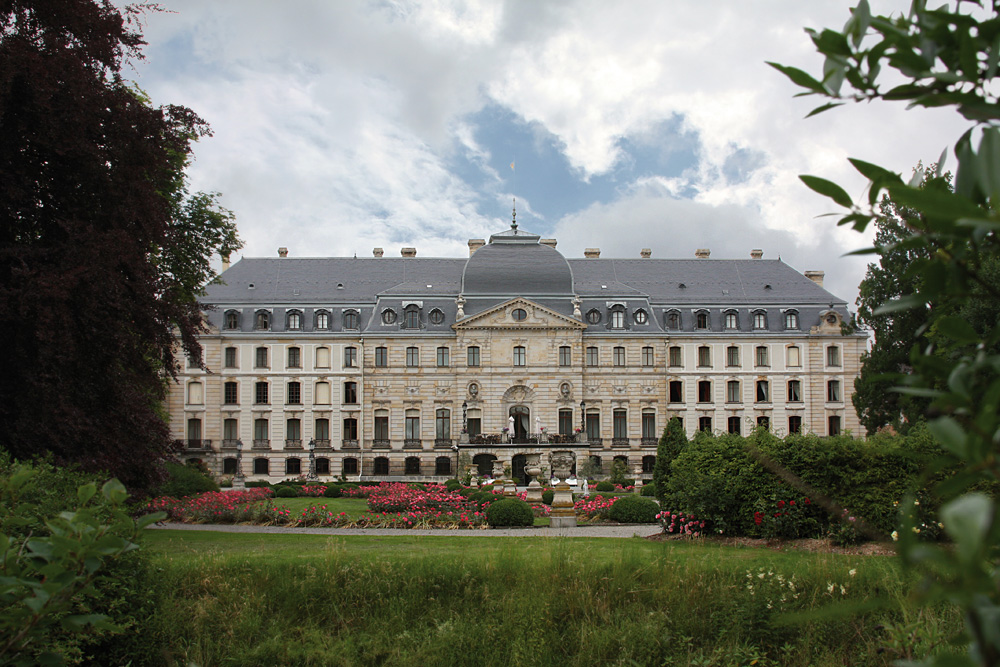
[130,1,969,308]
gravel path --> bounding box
[149,522,662,539]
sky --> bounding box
[129,0,972,309]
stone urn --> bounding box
[633,464,644,494]
[549,451,577,528]
[524,453,543,503]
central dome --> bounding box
[461,228,575,295]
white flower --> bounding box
[840,585,846,596]
[848,569,856,577]
[891,530,899,541]
[827,582,835,594]
[914,499,920,506]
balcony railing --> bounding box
[434,438,453,449]
[284,439,303,450]
[184,439,212,450]
[588,437,604,447]
[252,439,270,450]
[341,439,360,450]
[313,439,332,450]
[371,439,391,449]
[612,437,631,448]
[221,439,239,450]
[640,437,658,447]
[403,439,422,450]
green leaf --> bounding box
[940,493,992,566]
[800,175,854,208]
[928,417,968,458]
[77,483,96,505]
[975,127,1000,200]
[805,102,845,118]
[886,184,983,220]
[847,158,903,185]
[766,62,828,95]
[102,478,127,505]
[936,315,981,344]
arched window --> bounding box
[613,346,625,366]
[253,458,269,475]
[403,306,420,329]
[695,311,710,329]
[752,310,768,330]
[610,306,625,329]
[315,418,330,442]
[374,409,389,441]
[286,310,302,331]
[727,380,741,403]
[315,310,330,330]
[315,346,330,368]
[586,346,599,367]
[314,381,331,405]
[344,346,357,368]
[285,458,301,475]
[224,310,240,330]
[343,310,359,330]
[467,346,480,367]
[698,380,712,403]
[726,345,740,367]
[641,346,654,367]
[697,346,711,367]
[513,345,526,366]
[287,346,301,368]
[728,416,741,434]
[827,379,841,402]
[787,379,802,402]
[435,457,452,476]
[285,418,301,442]
[786,345,802,367]
[724,311,739,329]
[405,409,420,441]
[668,346,682,367]
[436,346,449,367]
[316,458,330,474]
[253,418,269,444]
[255,346,268,368]
[665,310,681,330]
[405,457,421,475]
[343,457,359,475]
[784,310,799,329]
[254,310,270,330]
[641,410,656,439]
[373,457,390,475]
[375,346,388,367]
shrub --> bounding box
[444,479,462,492]
[323,484,342,498]
[274,486,298,498]
[608,495,659,524]
[486,498,534,527]
[219,477,233,488]
[640,484,656,496]
[155,461,219,498]
[596,481,614,492]
[653,416,688,505]
[246,480,271,488]
[469,491,502,509]
[542,489,554,505]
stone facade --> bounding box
[167,226,866,483]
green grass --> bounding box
[140,530,958,666]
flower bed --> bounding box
[657,510,705,537]
[142,487,275,523]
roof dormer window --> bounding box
[343,309,360,330]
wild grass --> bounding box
[140,531,959,666]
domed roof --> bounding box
[462,228,574,295]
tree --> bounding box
[0,1,241,493]
[652,417,687,505]
[771,2,1000,664]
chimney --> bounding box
[401,247,417,257]
[278,247,288,257]
[584,248,601,258]
[640,248,652,258]
[373,247,384,257]
[468,239,485,256]
[221,253,230,271]
[695,248,710,258]
[540,238,557,248]
[751,249,763,259]
[805,270,825,287]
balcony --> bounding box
[221,439,239,450]
[403,439,423,450]
[251,439,270,450]
[588,437,604,447]
[183,439,212,451]
[371,439,391,450]
[284,439,303,450]
[313,439,332,451]
[341,439,360,450]
[611,438,631,448]
[434,438,453,449]
[640,437,658,447]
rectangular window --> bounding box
[787,346,801,367]
[726,380,740,403]
[344,347,357,368]
[467,409,481,437]
[286,382,301,405]
[406,347,419,367]
[286,418,301,440]
[315,382,331,405]
[753,312,767,329]
[788,416,802,434]
[755,345,769,367]
[467,346,480,367]
[435,410,451,440]
[254,418,269,441]
[437,346,450,367]
[699,416,712,432]
[669,346,682,367]
[641,346,654,367]
[405,413,420,440]
[187,417,202,441]
[287,347,301,368]
[756,380,769,403]
[827,379,841,402]
[224,347,238,368]
[669,380,683,403]
[585,413,600,440]
[698,346,711,367]
[316,346,330,369]
[726,346,739,367]
[828,415,842,436]
[558,409,573,436]
[787,380,802,402]
[728,416,740,434]
[374,412,389,440]
[641,411,656,438]
[375,346,388,367]
[187,382,203,405]
[613,409,627,439]
[698,380,712,403]
[586,346,599,367]
[255,346,268,368]
[613,346,625,367]
[224,418,238,440]
[343,418,358,440]
[827,346,841,366]
[513,345,526,367]
[255,382,269,404]
[559,346,572,367]
[315,418,330,440]
[344,382,358,404]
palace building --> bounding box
[168,224,865,483]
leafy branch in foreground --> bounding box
[771,1,1000,665]
[0,469,165,666]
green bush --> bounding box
[323,484,342,498]
[274,486,298,498]
[246,480,271,488]
[542,489,554,505]
[596,481,614,492]
[444,479,462,492]
[640,484,656,496]
[155,462,219,498]
[608,495,660,524]
[486,498,534,527]
[219,477,233,488]
[469,491,502,509]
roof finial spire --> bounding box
[511,197,517,232]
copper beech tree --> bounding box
[0,0,241,492]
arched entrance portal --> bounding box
[509,406,529,443]
[473,453,497,477]
[512,453,527,485]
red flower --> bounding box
[804,498,811,505]
[777,500,786,508]
[789,500,796,506]
[753,511,763,525]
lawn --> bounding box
[139,529,953,666]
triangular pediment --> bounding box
[454,298,585,330]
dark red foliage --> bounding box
[0,1,218,492]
